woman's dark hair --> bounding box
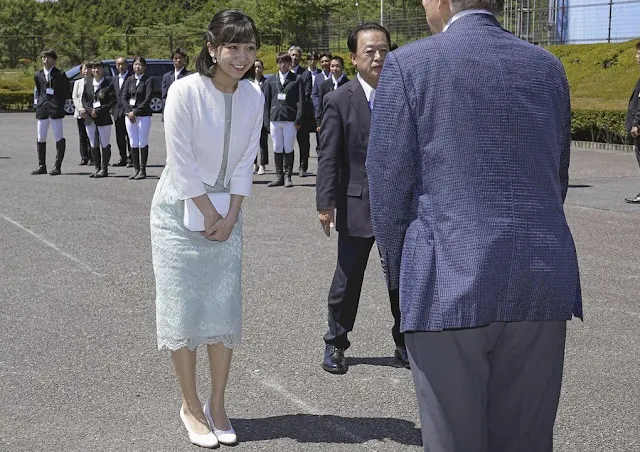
[80,60,90,71]
[40,49,57,60]
[255,59,264,67]
[132,55,147,67]
[319,52,333,61]
[347,23,391,53]
[195,9,260,80]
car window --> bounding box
[146,64,174,77]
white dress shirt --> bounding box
[443,9,494,32]
[118,71,128,89]
[43,66,53,82]
[332,73,346,90]
[357,73,375,109]
[279,71,287,85]
[174,67,184,80]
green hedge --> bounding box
[0,90,33,111]
[571,109,630,144]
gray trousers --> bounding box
[406,321,567,452]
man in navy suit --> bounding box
[367,0,583,450]
[316,24,407,375]
[161,48,190,116]
[111,57,132,167]
[289,45,313,176]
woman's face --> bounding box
[209,41,257,82]
[92,65,104,80]
[81,65,90,77]
[133,61,146,75]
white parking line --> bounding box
[0,213,105,278]
[257,376,381,451]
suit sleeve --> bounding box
[122,79,132,114]
[559,71,571,203]
[366,51,421,291]
[230,93,264,197]
[72,79,84,112]
[263,81,271,129]
[295,78,303,126]
[311,76,320,113]
[134,78,153,115]
[316,93,342,210]
[316,84,325,124]
[82,80,92,110]
[161,73,169,101]
[164,82,206,200]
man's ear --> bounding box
[350,53,357,69]
[438,0,453,21]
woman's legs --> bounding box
[206,343,233,430]
[171,348,211,435]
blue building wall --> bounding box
[565,0,640,43]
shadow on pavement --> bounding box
[232,414,422,446]
[568,184,592,188]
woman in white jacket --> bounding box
[150,9,263,449]
[72,61,91,165]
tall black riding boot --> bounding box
[135,145,148,179]
[49,138,65,175]
[31,142,47,175]
[284,152,294,188]
[129,147,140,179]
[89,147,101,177]
[96,145,111,178]
[267,152,285,187]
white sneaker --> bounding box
[180,405,218,448]
[204,400,237,445]
[257,165,265,175]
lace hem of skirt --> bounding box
[158,334,241,351]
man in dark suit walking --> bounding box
[367,0,583,450]
[315,56,348,129]
[289,45,313,177]
[625,42,640,203]
[316,24,406,375]
[111,57,131,167]
[161,48,190,116]
[32,49,69,175]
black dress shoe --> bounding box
[299,168,308,178]
[394,346,410,369]
[78,160,88,166]
[111,159,127,167]
[624,193,640,204]
[321,345,347,374]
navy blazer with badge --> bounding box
[112,72,132,119]
[82,77,116,126]
[34,66,69,120]
[316,79,373,238]
[121,74,153,117]
[263,71,304,128]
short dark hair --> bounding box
[450,0,504,14]
[132,56,147,66]
[276,52,292,64]
[318,52,333,61]
[40,49,57,60]
[331,56,345,67]
[195,9,260,80]
[307,52,318,61]
[255,59,264,67]
[347,23,390,53]
[88,59,103,68]
[80,60,91,71]
[171,47,188,60]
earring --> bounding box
[209,52,217,64]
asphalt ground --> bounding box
[0,114,638,452]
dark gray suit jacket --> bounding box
[367,14,582,332]
[112,72,131,119]
[316,79,373,238]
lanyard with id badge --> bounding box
[45,73,54,96]
[277,75,291,102]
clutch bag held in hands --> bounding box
[183,193,230,232]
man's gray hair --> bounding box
[450,0,504,14]
[288,45,303,55]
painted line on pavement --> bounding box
[0,213,105,278]
[257,376,380,451]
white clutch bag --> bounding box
[183,193,230,232]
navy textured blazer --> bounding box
[366,14,583,333]
[34,66,69,120]
[316,79,373,238]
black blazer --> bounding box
[161,68,190,101]
[112,72,132,119]
[263,72,304,127]
[121,74,153,117]
[316,79,373,238]
[316,75,349,125]
[83,77,115,126]
[627,78,640,133]
[34,66,69,120]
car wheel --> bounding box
[64,99,75,115]
[150,96,163,113]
